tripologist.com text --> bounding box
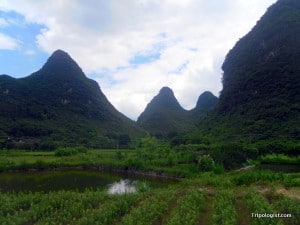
[251,213,292,219]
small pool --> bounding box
[0,169,175,193]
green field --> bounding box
[0,146,205,178]
[0,170,299,225]
[0,145,299,225]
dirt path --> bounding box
[276,187,300,200]
[153,191,185,225]
[198,195,214,225]
[235,196,252,225]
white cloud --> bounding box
[0,0,277,119]
[0,33,20,50]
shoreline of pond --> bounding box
[1,164,184,181]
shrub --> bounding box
[198,156,215,172]
[54,147,78,157]
[210,143,258,169]
[74,146,88,153]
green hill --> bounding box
[190,91,218,121]
[195,0,300,146]
[137,87,217,138]
[0,50,145,149]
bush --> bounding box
[255,140,299,156]
[74,146,88,153]
[231,170,285,186]
[173,144,209,151]
[54,148,79,157]
[210,143,258,169]
[213,164,225,174]
[259,154,300,164]
[125,158,145,170]
[136,181,150,193]
[198,156,215,172]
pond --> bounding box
[0,169,175,194]
[259,163,300,173]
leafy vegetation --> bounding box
[119,189,176,225]
[165,189,205,225]
[259,154,300,165]
[0,172,298,225]
[0,50,145,149]
[244,192,283,225]
[212,190,237,225]
[137,87,196,139]
[272,195,300,225]
[0,189,141,225]
[193,0,300,145]
[0,1,299,224]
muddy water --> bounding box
[0,169,174,193]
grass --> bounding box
[0,149,299,224]
[0,149,197,177]
[259,154,300,165]
[0,178,299,225]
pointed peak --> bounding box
[37,49,86,80]
[157,86,178,101]
[198,91,215,99]
[149,86,183,110]
[195,91,218,110]
[47,49,75,64]
[50,49,72,59]
[159,86,174,95]
[156,86,177,101]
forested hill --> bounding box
[0,50,145,149]
[190,91,218,121]
[137,87,218,138]
[196,0,300,143]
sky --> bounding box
[0,0,277,120]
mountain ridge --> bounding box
[137,86,218,138]
[0,50,145,149]
[195,0,300,143]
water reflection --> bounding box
[0,170,174,193]
[107,179,137,194]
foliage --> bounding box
[193,0,300,145]
[231,170,300,187]
[0,50,146,149]
[136,181,151,193]
[259,154,300,165]
[244,192,283,225]
[119,189,176,225]
[55,147,80,156]
[0,164,298,225]
[212,190,237,225]
[209,143,258,169]
[272,194,300,225]
[0,189,140,225]
[165,189,205,225]
[198,155,215,172]
[137,87,217,140]
[255,141,300,156]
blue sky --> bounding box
[0,10,48,76]
[0,0,277,120]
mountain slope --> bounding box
[137,87,194,138]
[0,50,145,148]
[137,87,217,138]
[190,91,218,121]
[198,0,300,143]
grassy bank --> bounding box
[1,147,299,178]
[0,171,299,225]
[1,147,299,224]
[0,149,199,178]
